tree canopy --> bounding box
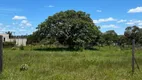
[33,10,100,49]
[102,30,118,45]
[28,10,142,49]
[5,31,13,38]
[124,26,142,45]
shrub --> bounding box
[19,45,24,50]
[3,42,15,48]
[20,64,29,71]
[11,47,17,50]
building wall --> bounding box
[0,34,27,46]
[8,39,15,42]
[15,38,27,46]
[0,34,9,42]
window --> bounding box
[3,38,5,42]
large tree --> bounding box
[35,10,100,49]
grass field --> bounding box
[0,46,142,80]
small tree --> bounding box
[118,35,128,49]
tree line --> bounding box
[27,10,142,50]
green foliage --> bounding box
[11,47,17,50]
[20,64,29,71]
[40,38,57,45]
[3,42,15,48]
[124,26,142,45]
[35,10,100,49]
[102,30,118,45]
[19,45,24,50]
[27,34,40,44]
[124,26,139,39]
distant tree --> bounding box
[27,32,40,44]
[96,32,105,47]
[34,10,100,49]
[124,25,141,74]
[124,26,140,45]
[137,29,142,45]
[103,30,118,46]
[5,31,13,38]
[117,35,128,49]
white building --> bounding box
[0,33,27,46]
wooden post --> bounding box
[132,39,135,75]
[0,35,3,73]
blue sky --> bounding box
[0,0,142,35]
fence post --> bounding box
[132,39,135,75]
[0,35,3,73]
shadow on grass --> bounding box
[85,47,99,51]
[33,47,99,52]
[34,47,78,51]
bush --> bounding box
[19,45,24,50]
[11,47,17,50]
[3,42,15,48]
[20,64,29,71]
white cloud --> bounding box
[117,19,127,23]
[12,16,32,27]
[101,24,119,29]
[20,20,32,27]
[0,27,16,32]
[138,22,142,25]
[0,21,33,35]
[96,10,102,12]
[5,25,11,27]
[12,22,18,25]
[19,29,27,32]
[12,16,27,20]
[126,20,142,28]
[93,17,116,24]
[12,23,15,25]
[126,20,142,25]
[0,23,11,29]
[48,5,54,8]
[128,7,142,13]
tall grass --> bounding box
[0,46,142,80]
